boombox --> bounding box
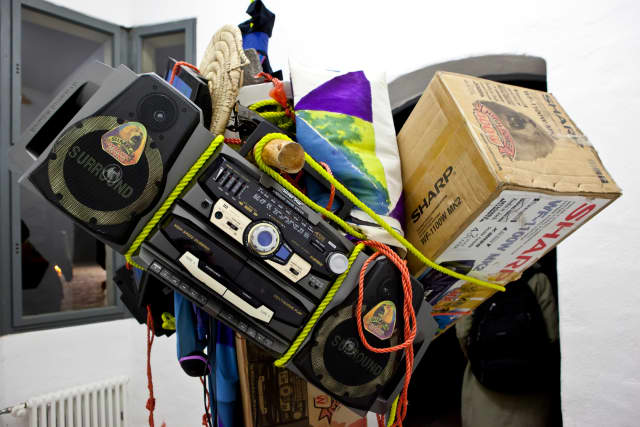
[11,62,438,414]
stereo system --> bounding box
[11,62,437,414]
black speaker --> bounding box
[292,256,427,411]
[28,74,200,245]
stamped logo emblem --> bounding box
[363,300,396,340]
[101,122,147,166]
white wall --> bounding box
[0,320,203,427]
[4,1,640,426]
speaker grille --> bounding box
[310,304,398,399]
[47,116,163,226]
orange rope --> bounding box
[319,162,335,212]
[355,241,417,427]
[169,61,201,85]
[146,305,157,427]
[255,72,295,123]
[223,137,243,145]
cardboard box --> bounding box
[397,72,621,332]
[236,336,367,427]
[236,335,308,427]
[307,384,367,427]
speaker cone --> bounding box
[137,93,178,132]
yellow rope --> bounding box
[249,100,294,130]
[274,243,365,367]
[253,133,505,292]
[387,395,399,427]
[124,135,225,269]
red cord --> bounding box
[280,170,306,194]
[146,305,157,427]
[223,137,243,145]
[356,241,417,427]
[255,72,295,123]
[319,162,335,212]
[169,61,201,85]
[377,413,386,427]
[200,377,211,426]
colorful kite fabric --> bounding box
[290,61,405,246]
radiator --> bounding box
[17,376,129,427]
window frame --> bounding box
[129,19,196,73]
[0,0,196,335]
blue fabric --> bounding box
[174,292,238,426]
[132,267,144,286]
[174,292,206,358]
[243,31,269,60]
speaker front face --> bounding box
[293,257,425,411]
[28,74,201,246]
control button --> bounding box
[190,289,201,300]
[219,311,234,322]
[274,244,292,262]
[227,221,238,231]
[238,322,248,332]
[213,167,225,181]
[214,211,223,220]
[160,269,172,280]
[264,338,273,347]
[224,177,237,191]
[289,268,299,276]
[168,275,180,287]
[197,294,208,305]
[247,328,257,338]
[218,170,230,185]
[230,180,243,195]
[327,252,349,275]
[150,262,162,274]
[179,282,190,293]
[247,222,280,256]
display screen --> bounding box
[165,69,193,98]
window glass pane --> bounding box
[21,8,112,133]
[141,31,186,74]
[19,7,116,316]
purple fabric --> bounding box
[193,303,207,341]
[389,192,406,228]
[179,354,209,364]
[295,71,373,122]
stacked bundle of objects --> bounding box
[9,1,620,426]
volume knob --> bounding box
[247,222,280,256]
[326,252,349,275]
